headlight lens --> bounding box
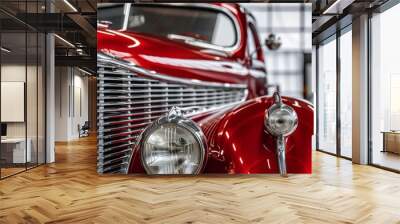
[140,107,206,174]
[265,97,298,137]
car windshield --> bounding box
[98,4,238,48]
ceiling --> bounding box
[312,0,391,43]
[0,0,96,73]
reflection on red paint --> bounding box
[106,29,140,48]
[97,30,115,36]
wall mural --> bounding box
[97,3,314,175]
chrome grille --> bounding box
[97,54,248,174]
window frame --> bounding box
[315,23,353,160]
[367,0,400,173]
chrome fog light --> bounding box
[265,92,298,177]
[139,107,206,174]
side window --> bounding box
[247,26,257,60]
[247,23,264,62]
[98,5,124,29]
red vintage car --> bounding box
[97,3,314,176]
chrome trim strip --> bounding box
[185,100,243,118]
[122,3,131,31]
[98,53,247,89]
[276,135,287,177]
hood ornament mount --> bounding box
[276,135,287,177]
[273,92,288,177]
[167,106,183,120]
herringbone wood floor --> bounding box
[1,135,400,224]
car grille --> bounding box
[97,55,248,174]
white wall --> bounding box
[72,73,89,138]
[55,66,70,141]
[46,33,55,163]
[54,67,89,141]
[1,65,37,138]
[352,14,369,164]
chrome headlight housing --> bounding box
[139,107,206,174]
[264,93,298,137]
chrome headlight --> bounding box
[139,107,206,174]
[265,93,298,137]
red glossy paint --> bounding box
[197,97,314,174]
[98,3,314,174]
[128,96,314,174]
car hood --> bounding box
[97,29,248,84]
